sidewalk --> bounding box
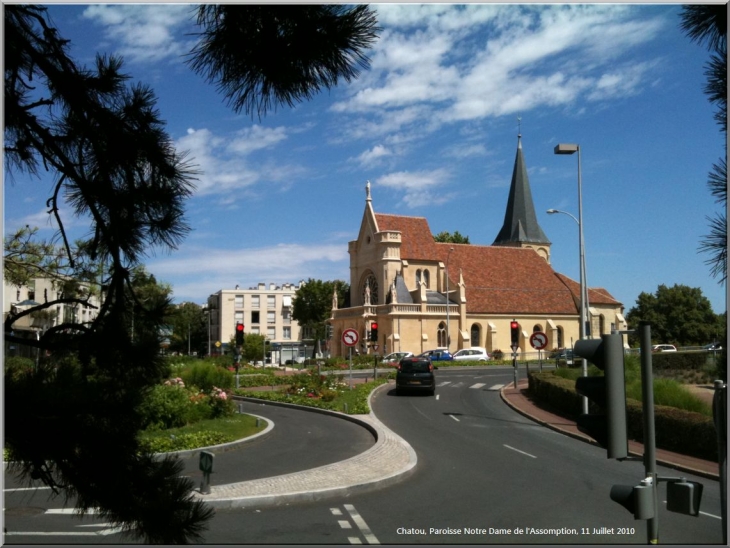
[500,379,720,480]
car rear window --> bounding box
[400,360,431,372]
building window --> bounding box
[235,312,243,324]
[470,324,480,347]
[283,309,291,325]
[362,273,378,305]
[283,327,291,340]
[268,326,276,339]
[235,295,243,309]
[533,324,542,333]
[252,295,260,309]
[267,311,275,324]
[437,321,447,348]
[267,295,276,308]
[251,311,260,324]
[416,269,422,286]
[557,326,564,348]
[423,270,430,288]
[251,327,260,334]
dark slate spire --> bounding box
[493,135,550,246]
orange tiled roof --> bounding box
[375,214,438,260]
[373,212,621,315]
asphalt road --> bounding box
[3,367,724,545]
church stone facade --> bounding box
[329,136,626,357]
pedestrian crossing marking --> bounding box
[469,383,486,389]
[489,384,505,391]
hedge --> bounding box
[528,371,718,462]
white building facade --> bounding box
[207,282,306,358]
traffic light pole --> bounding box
[638,321,659,545]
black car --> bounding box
[396,357,436,396]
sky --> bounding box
[4,3,727,316]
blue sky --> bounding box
[5,3,727,315]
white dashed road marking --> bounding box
[503,444,537,459]
[345,504,380,545]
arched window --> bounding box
[361,273,379,305]
[533,324,542,333]
[423,270,430,288]
[471,324,481,347]
[557,326,564,348]
[599,314,605,336]
[416,269,422,286]
[438,322,447,347]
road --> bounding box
[3,367,723,544]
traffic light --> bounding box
[573,333,628,459]
[510,320,520,346]
[370,322,378,342]
[235,322,244,346]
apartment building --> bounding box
[4,276,102,357]
[207,282,306,356]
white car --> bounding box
[382,352,413,364]
[652,344,677,353]
[452,347,490,362]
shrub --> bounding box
[180,361,234,392]
[139,384,192,431]
[4,356,35,381]
[139,431,231,453]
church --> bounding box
[328,135,626,357]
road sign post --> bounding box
[530,332,548,372]
[342,328,359,390]
[199,450,214,495]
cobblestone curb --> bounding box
[191,382,417,509]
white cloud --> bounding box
[176,127,302,197]
[353,145,393,167]
[377,168,453,208]
[82,4,195,64]
[147,243,349,302]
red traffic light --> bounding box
[510,321,518,330]
[371,322,378,330]
[236,323,244,332]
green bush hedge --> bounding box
[527,371,718,461]
[180,361,234,392]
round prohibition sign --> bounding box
[342,328,359,347]
[529,332,548,350]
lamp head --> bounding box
[554,143,579,155]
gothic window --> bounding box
[423,270,430,288]
[361,273,379,305]
[416,269,422,286]
[438,321,447,347]
[470,324,480,346]
[557,326,564,348]
[533,324,542,333]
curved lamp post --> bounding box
[552,142,589,414]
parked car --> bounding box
[417,349,453,361]
[652,344,677,353]
[452,347,490,362]
[396,357,436,396]
[550,348,574,365]
[382,351,413,365]
[703,342,723,351]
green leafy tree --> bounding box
[625,284,725,346]
[166,301,208,356]
[434,231,470,244]
[292,279,350,346]
[680,5,727,285]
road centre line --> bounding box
[344,504,380,545]
[447,414,460,422]
[503,444,537,459]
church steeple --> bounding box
[493,134,552,263]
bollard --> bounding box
[256,417,260,428]
[344,402,348,414]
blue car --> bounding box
[418,349,453,362]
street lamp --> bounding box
[445,247,454,351]
[552,142,589,414]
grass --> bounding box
[138,413,267,453]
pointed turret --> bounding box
[493,134,551,262]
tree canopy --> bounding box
[625,284,725,347]
[680,5,727,285]
[433,231,470,244]
[292,279,350,344]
